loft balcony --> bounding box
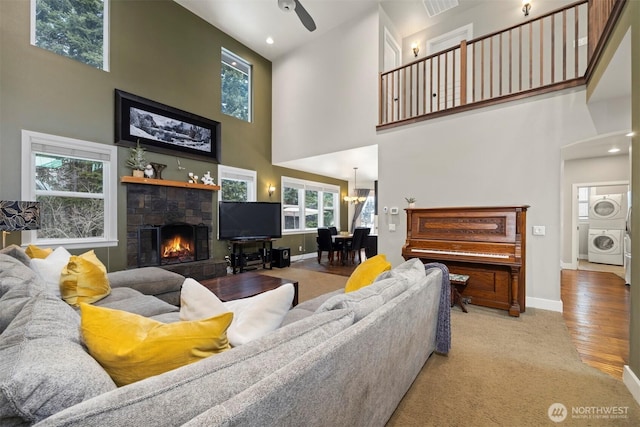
[377,0,625,130]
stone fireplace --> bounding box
[138,222,209,267]
[124,180,225,280]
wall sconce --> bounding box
[522,0,531,17]
[268,183,276,198]
[411,42,419,58]
[0,200,41,248]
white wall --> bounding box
[375,90,599,308]
[271,7,619,311]
[272,9,379,164]
[401,0,576,65]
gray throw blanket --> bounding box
[425,262,451,354]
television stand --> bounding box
[229,239,273,274]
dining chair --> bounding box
[327,226,343,262]
[316,228,335,264]
[347,227,370,264]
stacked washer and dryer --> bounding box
[587,194,628,272]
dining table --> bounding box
[332,234,353,265]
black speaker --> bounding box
[272,247,290,268]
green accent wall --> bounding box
[0,0,346,271]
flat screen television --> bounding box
[218,201,282,240]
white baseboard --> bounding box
[623,365,640,405]
[526,296,563,312]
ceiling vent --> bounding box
[422,0,459,18]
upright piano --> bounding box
[402,205,528,317]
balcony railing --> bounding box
[378,0,624,130]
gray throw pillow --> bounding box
[0,292,116,424]
[0,255,48,334]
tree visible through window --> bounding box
[221,48,251,122]
[31,0,109,70]
[282,178,339,232]
[22,130,118,248]
[35,155,105,239]
[218,166,256,202]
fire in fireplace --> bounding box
[138,222,209,267]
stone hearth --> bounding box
[124,182,225,280]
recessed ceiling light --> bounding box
[608,148,621,153]
[266,37,274,45]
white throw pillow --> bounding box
[179,278,295,347]
[179,278,227,320]
[223,283,295,346]
[29,247,72,297]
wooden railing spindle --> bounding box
[529,23,533,89]
[551,14,555,84]
[481,39,485,100]
[563,10,567,82]
[540,18,544,87]
[574,5,579,78]
[377,0,621,128]
[518,25,523,92]
[460,40,467,106]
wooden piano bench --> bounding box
[449,273,470,313]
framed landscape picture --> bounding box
[115,89,221,163]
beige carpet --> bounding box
[263,266,640,425]
[389,306,640,426]
[260,265,346,302]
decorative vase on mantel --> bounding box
[132,169,144,178]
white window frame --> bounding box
[218,165,257,202]
[281,177,340,234]
[21,130,118,248]
[578,186,590,220]
[30,0,110,71]
[221,48,252,122]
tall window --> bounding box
[358,190,376,230]
[31,0,110,71]
[21,130,117,248]
[218,166,256,202]
[282,178,339,233]
[578,186,590,220]
[221,48,251,122]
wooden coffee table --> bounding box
[199,272,299,306]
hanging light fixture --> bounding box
[343,167,367,204]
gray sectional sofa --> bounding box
[0,245,450,426]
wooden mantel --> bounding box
[121,175,220,191]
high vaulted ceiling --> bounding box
[174,0,632,183]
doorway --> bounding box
[570,181,628,277]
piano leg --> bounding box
[508,266,521,317]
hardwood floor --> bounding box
[561,268,630,379]
[290,256,357,277]
[293,257,631,380]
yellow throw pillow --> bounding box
[60,250,111,306]
[345,254,392,293]
[80,303,233,386]
[25,244,53,259]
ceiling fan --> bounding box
[278,0,316,32]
